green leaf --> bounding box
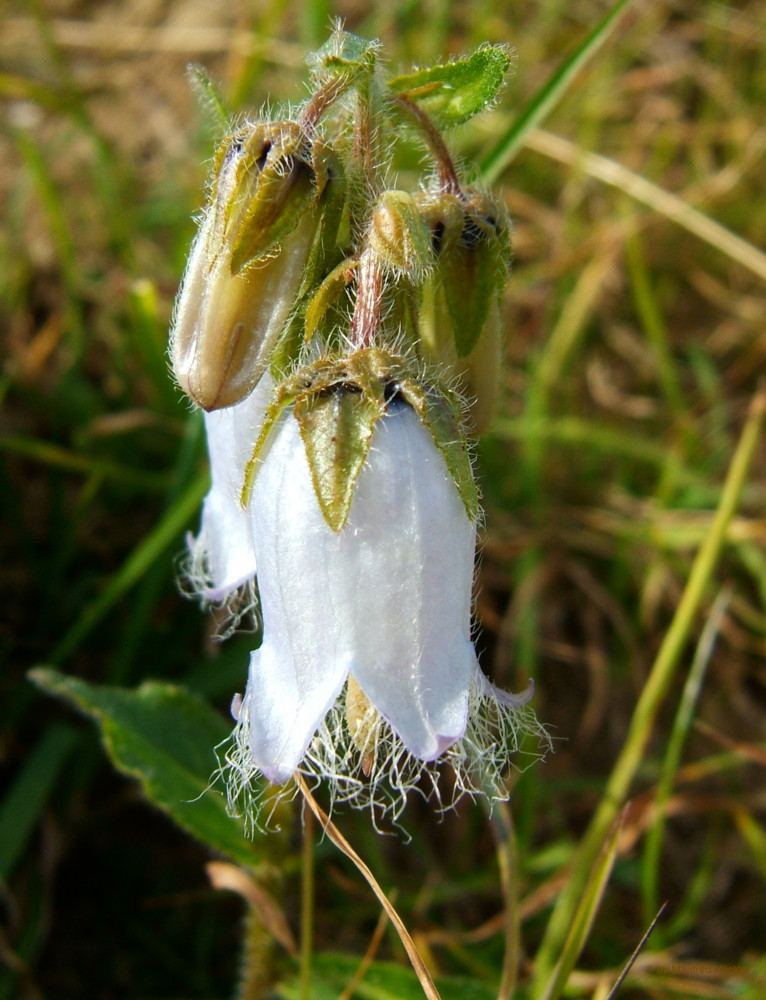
[388,44,513,128]
[278,952,497,1000]
[297,386,385,532]
[29,668,263,870]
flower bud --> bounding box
[367,190,432,282]
[418,189,511,432]
[170,122,341,411]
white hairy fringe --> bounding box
[177,537,260,639]
[219,676,551,836]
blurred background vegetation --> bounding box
[1,0,765,998]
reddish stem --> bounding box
[348,250,384,349]
[393,94,463,197]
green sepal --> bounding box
[267,158,348,376]
[399,381,479,521]
[240,386,300,507]
[388,44,514,128]
[303,257,358,342]
[441,233,502,358]
[296,386,386,532]
[222,124,330,274]
[307,28,380,85]
[243,349,478,529]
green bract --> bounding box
[241,348,479,532]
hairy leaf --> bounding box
[30,668,262,869]
[388,45,513,128]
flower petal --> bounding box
[188,375,273,601]
[243,411,354,781]
[339,402,476,758]
[242,644,351,784]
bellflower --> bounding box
[170,32,550,826]
[224,375,546,822]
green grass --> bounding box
[2,1,766,999]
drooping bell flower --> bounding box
[224,350,546,819]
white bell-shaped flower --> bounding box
[226,397,540,810]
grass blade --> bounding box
[531,387,766,991]
[539,811,623,1000]
[641,587,731,930]
[479,0,638,182]
[0,433,169,490]
[49,471,208,664]
[0,723,79,881]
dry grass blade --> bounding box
[525,129,766,284]
[206,861,298,957]
[337,906,391,1000]
[694,719,766,768]
[295,775,442,1000]
[604,902,668,1000]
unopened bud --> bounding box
[367,190,432,281]
[170,122,342,411]
[417,189,511,432]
